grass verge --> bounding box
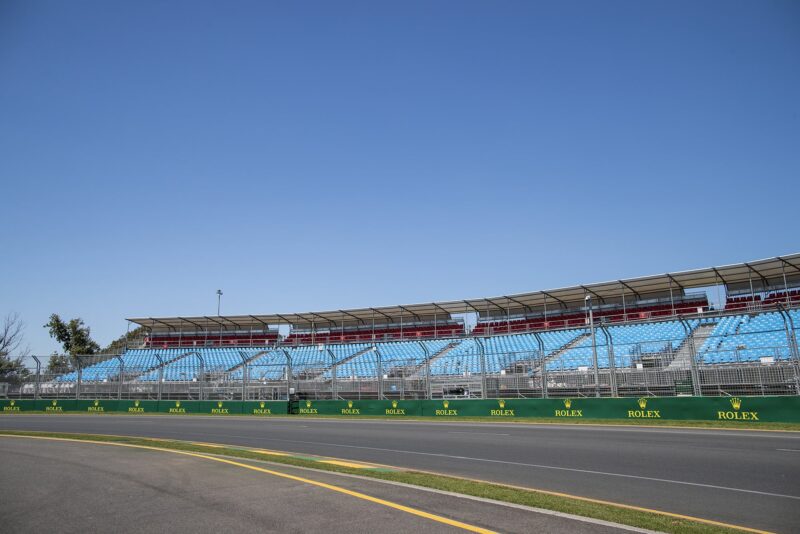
[0,430,762,534]
[4,411,799,431]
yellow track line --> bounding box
[0,434,495,534]
[0,432,773,533]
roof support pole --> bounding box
[475,338,487,399]
[115,355,124,400]
[31,356,41,400]
[782,264,790,306]
[669,278,675,317]
[154,352,164,401]
[533,332,546,398]
[237,351,248,401]
[281,349,293,400]
[598,326,617,397]
[418,341,431,400]
[678,318,701,396]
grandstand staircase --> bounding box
[335,346,378,366]
[538,333,590,369]
[227,350,274,373]
[411,341,461,377]
[666,323,716,371]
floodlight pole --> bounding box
[216,289,223,316]
[586,295,600,397]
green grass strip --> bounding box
[0,430,761,534]
[6,411,798,431]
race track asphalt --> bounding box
[1,415,798,532]
[0,435,633,534]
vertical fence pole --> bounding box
[678,318,702,396]
[586,295,600,398]
[600,326,618,397]
[326,348,337,400]
[374,346,384,400]
[155,352,164,401]
[75,356,83,399]
[418,341,431,400]
[534,332,547,398]
[238,351,248,401]
[776,305,800,395]
[475,338,487,399]
[195,352,205,401]
[115,355,124,400]
[31,356,41,400]
[281,349,293,401]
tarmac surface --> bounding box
[0,436,637,534]
[1,415,799,532]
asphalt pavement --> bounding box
[1,415,798,532]
[0,435,635,534]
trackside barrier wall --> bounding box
[1,398,797,422]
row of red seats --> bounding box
[284,324,464,345]
[472,300,708,335]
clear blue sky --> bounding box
[1,0,798,356]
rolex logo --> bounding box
[347,400,353,408]
[563,399,572,409]
[217,401,223,408]
[52,400,57,406]
[443,400,449,409]
[306,400,312,408]
[498,399,505,409]
[94,400,100,407]
[637,398,648,409]
[730,398,742,411]
[134,400,140,407]
[259,401,265,408]
[9,400,14,406]
[175,401,181,407]
[391,400,398,408]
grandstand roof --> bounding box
[128,254,800,331]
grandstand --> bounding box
[11,254,800,401]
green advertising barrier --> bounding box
[75,399,120,413]
[0,399,37,413]
[242,401,289,416]
[193,400,244,415]
[117,400,159,414]
[294,399,423,416]
[158,399,200,415]
[34,399,77,412]
[417,396,800,423]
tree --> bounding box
[44,314,100,355]
[44,314,100,371]
[0,313,31,384]
[102,326,146,354]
